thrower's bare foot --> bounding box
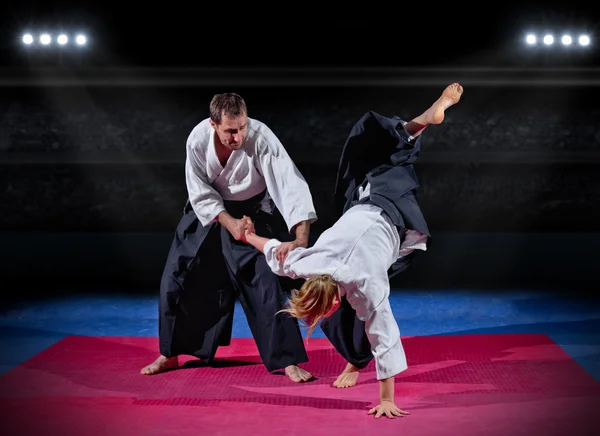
[333,362,360,388]
[140,355,179,375]
[423,82,464,125]
[285,365,313,382]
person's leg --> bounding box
[141,215,235,375]
[402,82,463,138]
[228,253,313,382]
[320,297,373,387]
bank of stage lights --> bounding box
[21,32,88,47]
[19,30,592,50]
[524,32,591,47]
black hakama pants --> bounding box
[158,190,308,373]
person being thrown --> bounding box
[242,83,464,418]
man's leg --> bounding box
[402,82,463,139]
[141,216,235,375]
[228,254,313,382]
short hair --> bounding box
[209,93,247,124]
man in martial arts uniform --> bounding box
[141,92,317,382]
[243,83,464,416]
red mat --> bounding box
[1,334,599,436]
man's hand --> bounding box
[274,240,304,263]
[241,216,255,238]
[231,218,251,241]
[219,212,253,242]
[367,401,409,419]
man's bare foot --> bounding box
[285,365,313,382]
[333,362,360,388]
[421,82,464,125]
[140,355,179,375]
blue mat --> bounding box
[1,289,599,381]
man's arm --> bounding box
[185,136,226,226]
[291,220,310,248]
[218,211,252,241]
[185,134,250,240]
[254,128,318,234]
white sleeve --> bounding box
[364,298,408,380]
[263,239,308,279]
[255,130,317,233]
[185,134,226,226]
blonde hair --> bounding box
[280,274,340,338]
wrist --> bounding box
[379,377,394,403]
[294,238,308,248]
[218,211,233,227]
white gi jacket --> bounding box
[264,185,427,380]
[185,117,317,232]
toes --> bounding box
[285,369,302,382]
[140,365,155,375]
[300,370,313,380]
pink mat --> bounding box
[1,334,599,435]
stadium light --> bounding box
[523,31,592,49]
[20,31,89,47]
[39,33,51,45]
[579,35,590,46]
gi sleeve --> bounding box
[364,298,408,380]
[263,239,309,279]
[254,128,318,233]
[185,132,226,226]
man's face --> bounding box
[210,113,248,151]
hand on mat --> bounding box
[275,240,302,263]
[367,401,410,419]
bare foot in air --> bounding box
[140,355,179,375]
[420,82,464,125]
[285,365,313,382]
[333,362,360,388]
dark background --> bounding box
[0,2,599,303]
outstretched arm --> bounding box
[242,216,308,281]
[240,216,268,253]
[368,377,409,419]
[244,230,271,254]
[356,294,410,419]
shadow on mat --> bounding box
[181,358,260,369]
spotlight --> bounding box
[561,35,572,45]
[579,35,590,46]
[40,33,51,45]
